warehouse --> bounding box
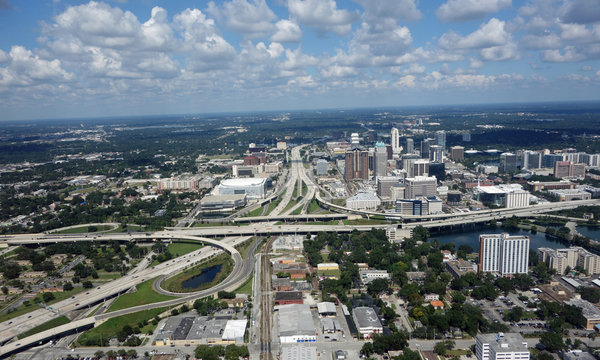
[277,304,316,343]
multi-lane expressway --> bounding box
[0,234,258,358]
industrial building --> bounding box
[317,302,337,317]
[274,291,303,305]
[216,178,268,199]
[199,194,246,211]
[272,235,304,252]
[475,333,529,360]
[538,247,600,275]
[346,192,381,210]
[565,298,600,330]
[277,304,317,343]
[154,316,246,346]
[479,234,530,276]
[352,307,383,339]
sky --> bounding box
[1,0,600,121]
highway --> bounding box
[0,234,257,357]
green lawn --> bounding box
[18,316,70,339]
[265,197,282,215]
[76,307,169,347]
[244,205,265,217]
[167,241,203,257]
[162,253,233,293]
[282,199,299,214]
[55,225,114,234]
[308,199,322,213]
[233,275,253,295]
[106,278,176,313]
[105,224,142,234]
[0,287,87,323]
[0,247,19,259]
[318,269,341,277]
[235,238,259,259]
[447,350,472,356]
[343,219,387,225]
[290,204,304,215]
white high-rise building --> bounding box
[479,234,530,276]
[476,333,529,360]
[523,151,542,170]
[435,130,446,149]
[391,128,401,154]
[374,142,388,177]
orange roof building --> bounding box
[430,300,445,309]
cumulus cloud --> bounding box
[437,0,511,22]
[0,46,73,87]
[354,0,422,22]
[439,18,510,50]
[271,19,303,43]
[288,0,359,35]
[206,0,277,39]
[542,46,586,62]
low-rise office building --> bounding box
[352,307,383,339]
[359,270,390,285]
[475,333,529,360]
[199,194,246,211]
[565,298,600,330]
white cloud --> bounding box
[394,75,416,88]
[353,19,412,56]
[542,46,586,62]
[288,75,317,87]
[0,45,73,87]
[282,47,318,72]
[206,0,277,39]
[271,19,303,43]
[320,64,357,78]
[174,8,236,71]
[354,0,422,22]
[480,42,519,61]
[581,65,593,71]
[437,0,511,22]
[439,18,510,50]
[288,0,359,35]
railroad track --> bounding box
[260,236,275,360]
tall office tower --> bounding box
[543,153,563,168]
[420,138,434,158]
[462,132,471,142]
[479,233,530,276]
[412,159,430,177]
[391,127,401,154]
[350,133,360,146]
[450,146,465,161]
[344,149,369,181]
[554,161,586,179]
[402,154,420,177]
[429,145,444,163]
[374,142,388,177]
[405,138,414,154]
[405,176,437,199]
[500,153,517,173]
[435,130,446,149]
[522,151,542,170]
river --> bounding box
[428,226,565,251]
[577,225,600,242]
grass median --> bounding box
[106,278,176,313]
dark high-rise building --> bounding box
[405,138,414,154]
[420,138,434,158]
[429,162,446,181]
[500,153,517,173]
[344,149,369,181]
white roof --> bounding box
[317,302,336,314]
[222,319,247,340]
[220,177,266,187]
[347,192,379,201]
[281,346,317,360]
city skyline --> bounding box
[1,0,600,121]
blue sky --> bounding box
[1,0,600,121]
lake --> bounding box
[577,225,600,242]
[429,226,565,251]
[181,264,222,289]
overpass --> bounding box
[233,213,349,223]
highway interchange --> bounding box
[0,145,599,358]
